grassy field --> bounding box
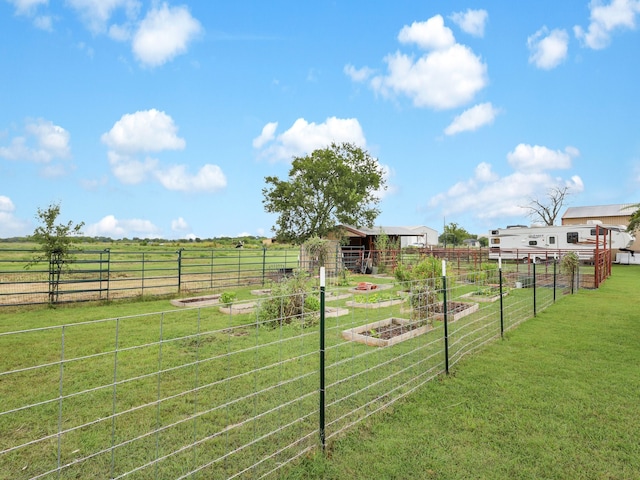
[288,265,640,479]
[0,262,617,479]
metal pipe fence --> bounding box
[0,261,575,479]
[0,248,304,307]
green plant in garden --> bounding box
[303,236,332,272]
[394,256,444,322]
[374,230,399,274]
[256,272,319,328]
[219,291,237,306]
[560,251,580,292]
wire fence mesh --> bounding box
[0,262,576,479]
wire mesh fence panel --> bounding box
[0,259,583,479]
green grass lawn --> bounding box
[288,265,640,479]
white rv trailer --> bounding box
[488,223,635,262]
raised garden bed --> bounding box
[219,301,257,315]
[342,317,431,347]
[325,306,350,318]
[460,290,508,303]
[345,297,405,309]
[171,294,221,307]
[431,301,479,322]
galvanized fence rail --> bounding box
[0,248,304,307]
[0,261,574,479]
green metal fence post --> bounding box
[499,257,504,338]
[442,260,449,375]
[177,249,183,293]
[319,267,326,451]
[553,256,557,303]
[262,246,267,287]
[533,260,537,317]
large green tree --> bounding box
[438,222,472,247]
[262,142,386,244]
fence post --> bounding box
[533,260,537,317]
[177,249,183,293]
[498,257,504,338]
[442,260,449,375]
[553,256,557,303]
[262,246,267,287]
[319,267,326,451]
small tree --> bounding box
[560,251,580,294]
[523,186,571,226]
[374,229,399,273]
[27,202,84,304]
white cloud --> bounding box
[132,3,202,67]
[85,214,161,239]
[154,164,227,192]
[6,0,47,16]
[574,0,640,49]
[507,144,579,172]
[107,151,158,184]
[254,117,367,162]
[371,44,487,110]
[0,118,70,163]
[171,217,189,231]
[444,102,500,135]
[343,64,375,82]
[252,122,278,148]
[398,16,455,50]
[358,15,488,110]
[0,195,30,237]
[450,9,489,37]
[65,0,140,34]
[528,27,569,69]
[0,195,16,212]
[102,109,226,192]
[428,144,584,227]
[101,109,186,153]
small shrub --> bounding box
[256,272,318,329]
[220,291,237,306]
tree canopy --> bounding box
[438,222,472,246]
[262,143,386,244]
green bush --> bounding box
[220,291,237,306]
[256,272,318,329]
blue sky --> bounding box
[1,0,639,240]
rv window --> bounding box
[491,238,500,245]
[590,228,608,236]
[567,232,578,244]
[549,236,556,244]
[528,240,537,246]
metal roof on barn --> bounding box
[562,203,636,219]
[339,225,437,236]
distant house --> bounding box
[462,238,481,248]
[334,225,439,249]
[562,203,639,251]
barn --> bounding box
[562,203,640,251]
